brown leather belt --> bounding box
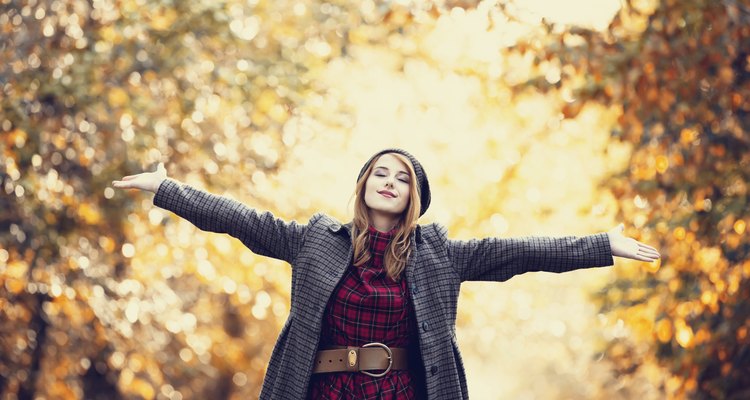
[312,342,408,377]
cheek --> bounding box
[398,185,410,206]
[364,179,377,194]
[398,182,410,196]
[364,180,382,202]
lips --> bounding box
[378,190,396,198]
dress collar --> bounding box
[366,225,396,268]
[367,224,398,238]
[334,221,422,244]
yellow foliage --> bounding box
[697,247,722,270]
[700,290,717,308]
[5,279,25,295]
[130,377,156,399]
[644,257,661,273]
[679,127,699,144]
[99,26,120,44]
[733,219,746,234]
[52,133,67,150]
[674,319,694,349]
[5,260,28,280]
[256,89,278,113]
[149,8,177,31]
[5,128,26,147]
[100,236,116,253]
[655,155,668,173]
[108,87,129,107]
[78,202,102,225]
[656,319,672,343]
[694,327,711,345]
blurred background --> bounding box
[1,0,749,398]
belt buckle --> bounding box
[361,342,392,378]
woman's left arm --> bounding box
[437,223,659,282]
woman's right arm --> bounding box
[112,163,309,264]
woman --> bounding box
[112,148,660,399]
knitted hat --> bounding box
[356,148,431,217]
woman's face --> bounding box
[364,153,411,217]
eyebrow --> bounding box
[373,166,409,175]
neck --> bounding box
[368,210,399,232]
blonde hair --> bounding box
[349,153,421,282]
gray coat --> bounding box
[153,178,614,399]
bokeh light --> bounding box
[2,0,748,398]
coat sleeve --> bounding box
[433,223,614,282]
[153,178,314,264]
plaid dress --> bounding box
[306,225,418,399]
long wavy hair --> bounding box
[350,152,422,282]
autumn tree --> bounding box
[509,0,750,397]
[1,0,354,397]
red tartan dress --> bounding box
[306,225,418,399]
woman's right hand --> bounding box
[112,162,168,193]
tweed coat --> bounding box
[153,178,614,399]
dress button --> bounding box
[430,365,439,376]
[412,286,419,295]
[329,224,341,232]
[422,321,429,332]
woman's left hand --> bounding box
[607,223,661,262]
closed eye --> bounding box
[373,166,410,183]
[375,173,409,183]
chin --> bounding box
[373,208,398,215]
[367,205,404,216]
[365,198,407,214]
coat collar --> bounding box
[328,221,423,244]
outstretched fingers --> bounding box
[641,243,659,254]
[112,179,138,188]
[637,244,660,261]
[642,244,660,257]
